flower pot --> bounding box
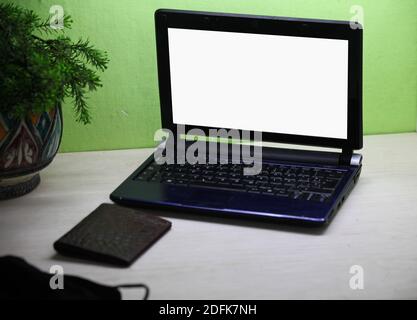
[0,106,63,200]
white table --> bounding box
[1,133,417,299]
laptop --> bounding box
[110,9,363,225]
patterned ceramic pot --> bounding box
[0,106,63,200]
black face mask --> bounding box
[0,256,149,300]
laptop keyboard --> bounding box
[134,162,346,202]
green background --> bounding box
[4,0,417,152]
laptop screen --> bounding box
[167,27,349,140]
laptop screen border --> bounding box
[155,9,363,150]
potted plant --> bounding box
[0,3,109,200]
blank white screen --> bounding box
[168,28,349,139]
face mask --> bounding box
[0,256,149,300]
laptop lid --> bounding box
[155,9,363,150]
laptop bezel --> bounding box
[155,9,363,150]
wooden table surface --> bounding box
[1,133,417,299]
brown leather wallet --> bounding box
[54,204,171,266]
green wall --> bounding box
[5,0,417,152]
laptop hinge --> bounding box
[167,140,362,167]
[339,148,353,166]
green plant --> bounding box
[0,3,109,124]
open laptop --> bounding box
[110,9,363,225]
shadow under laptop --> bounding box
[135,206,329,236]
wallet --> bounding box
[54,204,171,267]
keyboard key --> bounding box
[296,192,310,201]
[274,188,289,196]
[310,194,323,202]
[321,179,339,189]
[261,188,275,195]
